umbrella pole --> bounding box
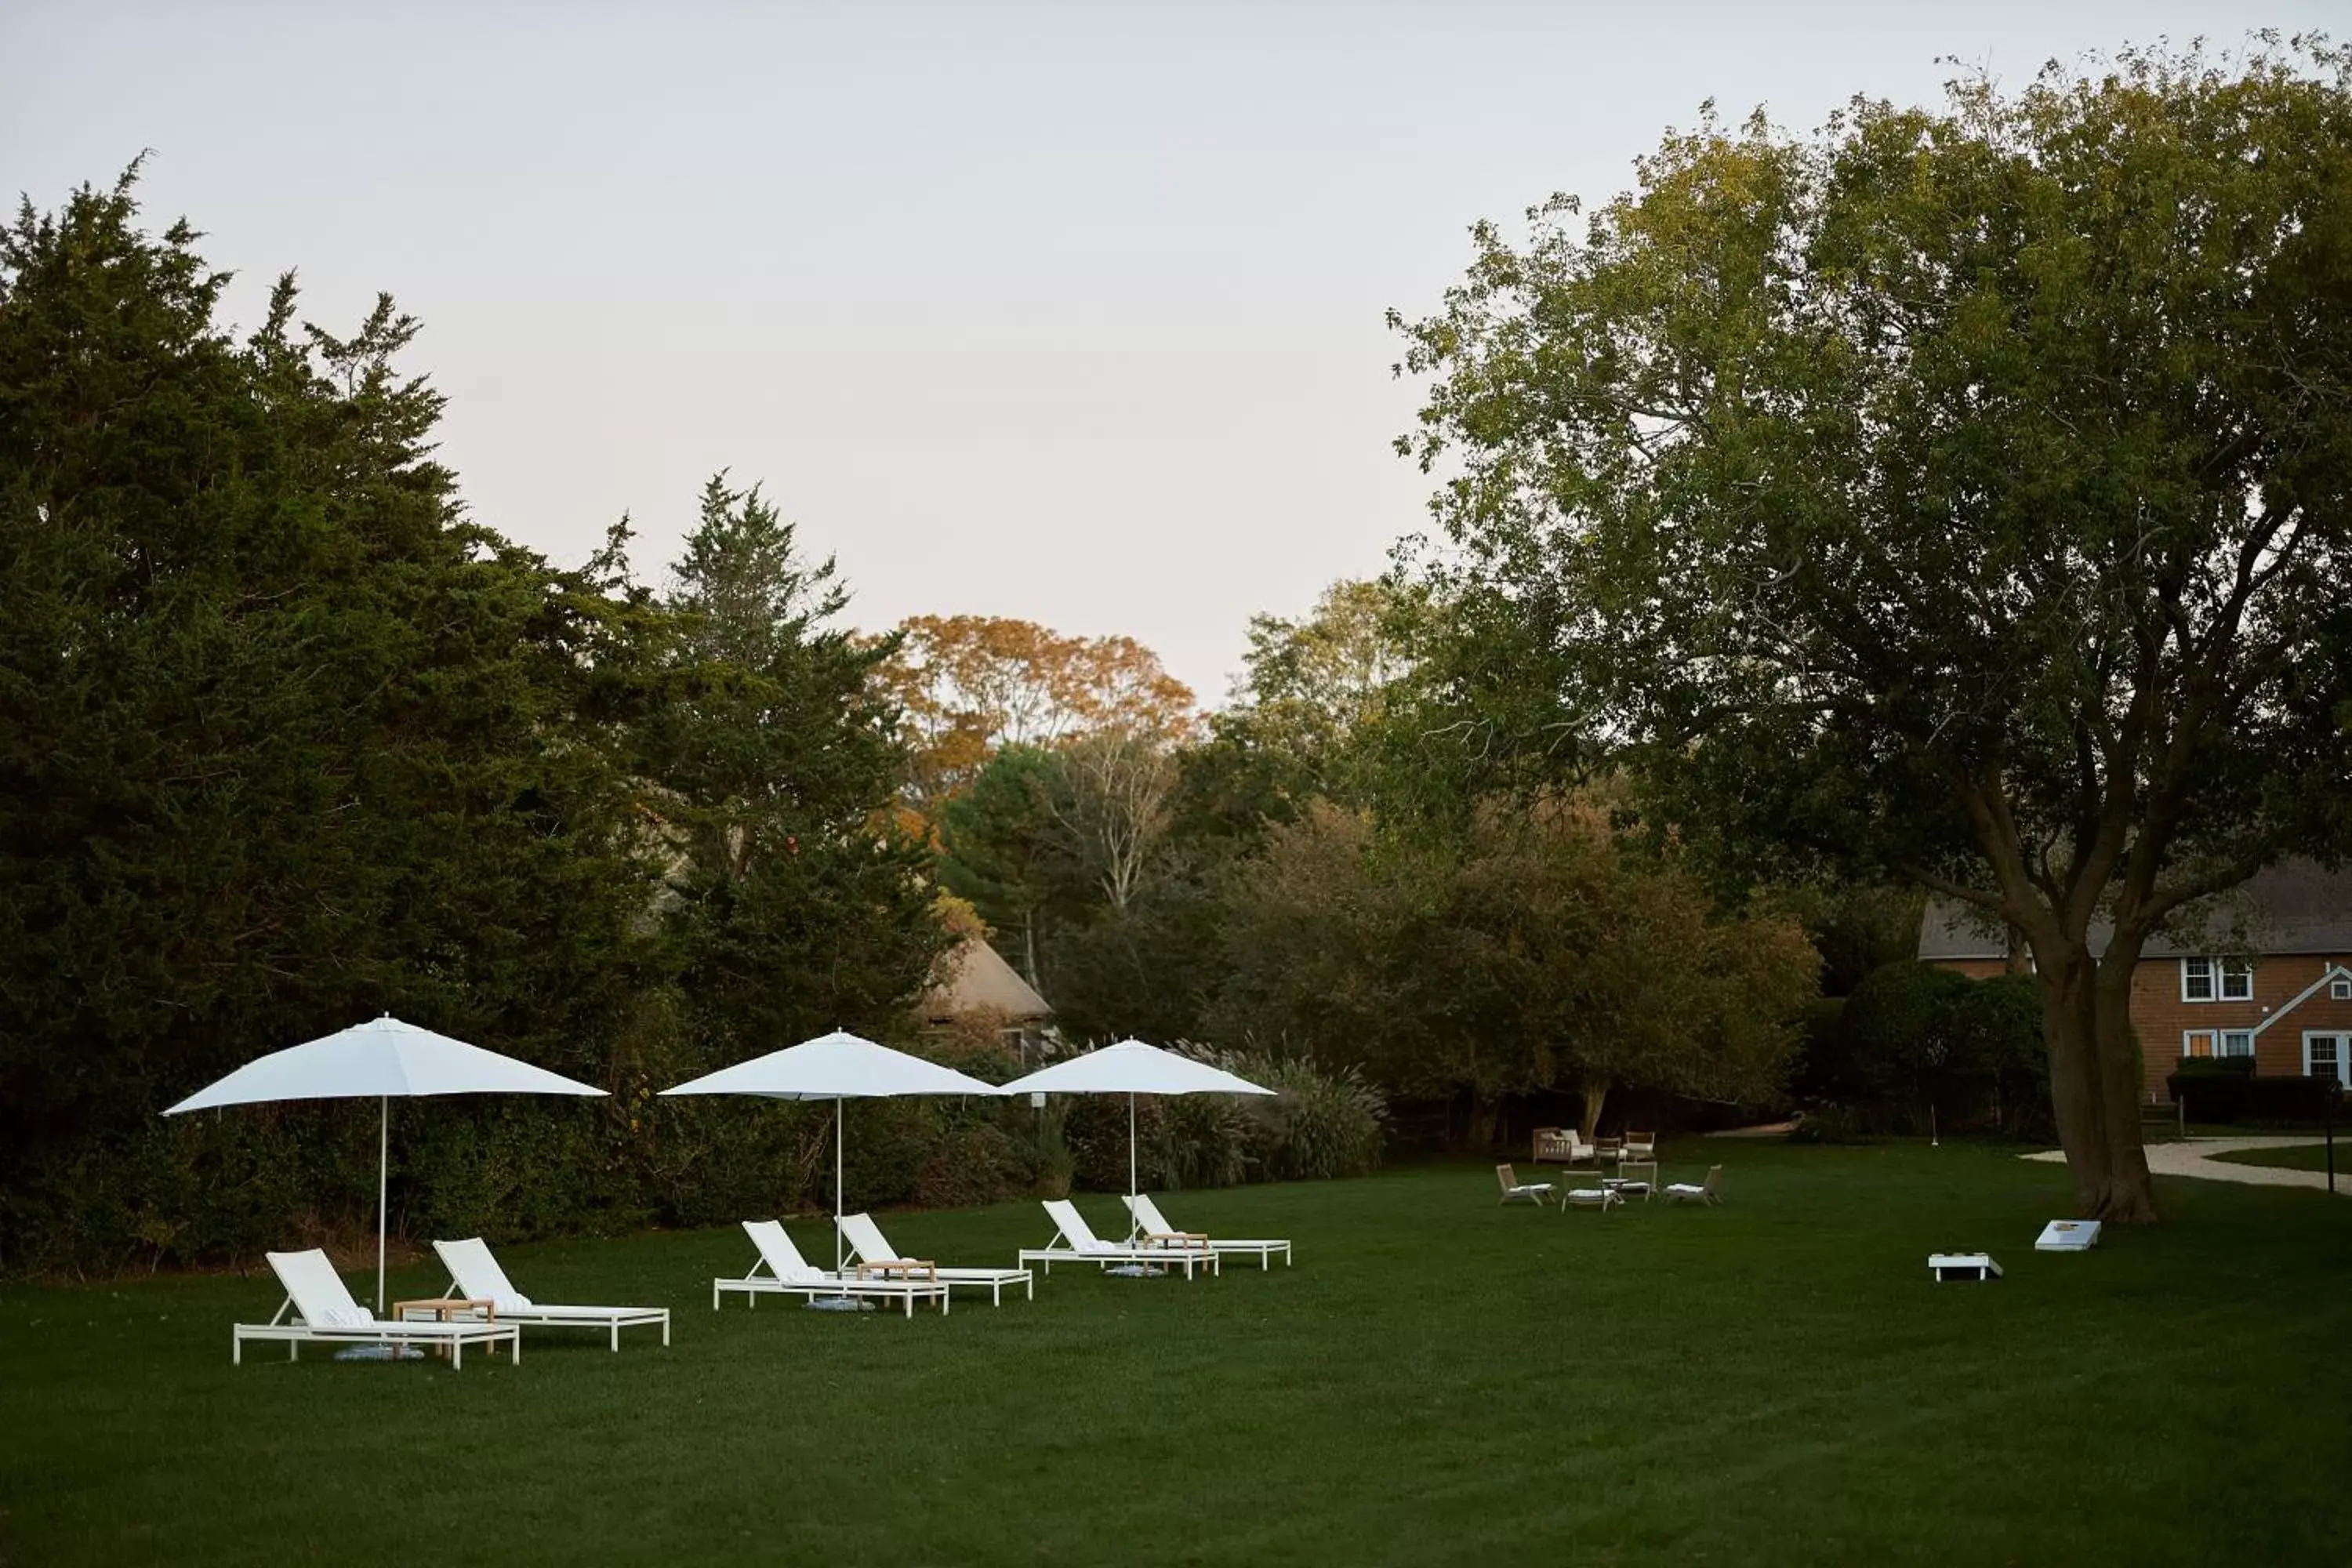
[835,1096,845,1273]
[1129,1091,1138,1200]
[376,1094,388,1314]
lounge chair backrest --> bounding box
[1125,1194,1175,1236]
[1043,1198,1110,1253]
[837,1212,900,1265]
[267,1249,376,1328]
[742,1220,826,1283]
[1624,1131,1657,1156]
[1496,1164,1520,1193]
[433,1237,532,1310]
[1703,1164,1723,1196]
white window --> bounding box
[2183,1029,2255,1060]
[2332,975,2350,1001]
[2307,1033,2347,1088]
[2180,956,2252,1002]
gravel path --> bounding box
[2023,1135,2349,1195]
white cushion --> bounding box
[492,1292,532,1313]
[313,1303,375,1329]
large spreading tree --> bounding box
[1393,39,2352,1220]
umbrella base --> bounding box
[805,1297,879,1312]
[1103,1263,1169,1278]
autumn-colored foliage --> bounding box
[872,615,1196,807]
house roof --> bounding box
[1917,859,2352,962]
[920,936,1053,1022]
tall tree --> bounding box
[640,478,948,1057]
[1392,41,2352,1219]
[0,171,666,1265]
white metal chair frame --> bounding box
[837,1213,1034,1305]
[233,1249,520,1368]
[713,1221,950,1317]
[423,1237,672,1350]
[1123,1194,1292,1269]
[1019,1200,1218,1278]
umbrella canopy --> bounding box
[163,1014,605,1311]
[1000,1038,1273,1100]
[659,1028,999,1101]
[660,1030,1000,1268]
[1000,1040,1274,1201]
[165,1015,605,1112]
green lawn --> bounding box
[2209,1140,2349,1175]
[4,1142,2350,1566]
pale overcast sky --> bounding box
[4,3,2332,702]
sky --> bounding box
[4,2,2335,703]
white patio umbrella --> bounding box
[1000,1039,1274,1200]
[164,1014,606,1312]
[658,1029,1000,1269]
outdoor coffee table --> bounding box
[393,1297,496,1358]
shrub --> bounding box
[2165,1070,2343,1125]
[1817,963,2051,1138]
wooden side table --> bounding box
[854,1260,938,1283]
[394,1297,495,1358]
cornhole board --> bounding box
[1928,1253,2002,1282]
[2035,1220,2101,1252]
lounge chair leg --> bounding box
[663,1315,672,1346]
[612,1322,619,1352]
[289,1341,298,1363]
[233,1333,241,1366]
[453,1338,463,1371]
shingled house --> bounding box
[1918,861,2352,1102]
[919,935,1055,1059]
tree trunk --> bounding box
[2040,942,2158,1222]
[1578,1078,1610,1141]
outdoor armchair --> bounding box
[1664,1166,1724,1206]
[428,1237,670,1350]
[837,1212,1033,1305]
[1123,1193,1292,1269]
[1496,1164,1555,1206]
[1534,1127,1596,1163]
[234,1248,520,1367]
[714,1221,950,1317]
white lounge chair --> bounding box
[713,1221,950,1317]
[1018,1198,1218,1279]
[1562,1186,1621,1212]
[837,1212,1033,1305]
[1497,1163,1555,1206]
[1123,1193,1291,1269]
[234,1248,521,1367]
[1664,1166,1723,1206]
[425,1237,670,1350]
